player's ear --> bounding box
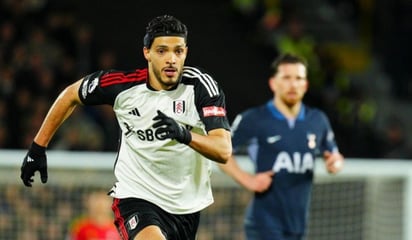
[304,78,309,91]
[143,47,150,61]
[268,76,276,92]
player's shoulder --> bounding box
[182,65,211,76]
[182,66,216,84]
[304,105,326,114]
[82,68,146,87]
[80,68,147,101]
[97,68,147,88]
[182,65,222,97]
[238,103,267,121]
[304,105,329,120]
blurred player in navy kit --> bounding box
[219,53,344,240]
[20,15,232,240]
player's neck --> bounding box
[274,99,301,119]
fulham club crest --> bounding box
[173,100,185,115]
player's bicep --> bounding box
[207,128,231,141]
[66,80,83,105]
[197,95,230,132]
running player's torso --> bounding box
[233,100,337,234]
[79,66,229,214]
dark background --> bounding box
[1,0,412,158]
[68,0,273,120]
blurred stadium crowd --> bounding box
[0,183,250,239]
[1,0,412,158]
[0,0,119,152]
[1,1,412,240]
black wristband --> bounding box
[30,141,46,156]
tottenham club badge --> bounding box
[307,133,316,149]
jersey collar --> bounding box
[266,100,305,120]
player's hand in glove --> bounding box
[20,141,48,187]
[152,110,192,144]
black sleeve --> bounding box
[78,70,136,106]
[193,73,230,132]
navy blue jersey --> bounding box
[231,100,339,235]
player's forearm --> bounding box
[218,156,254,188]
[189,129,232,163]
[34,82,82,147]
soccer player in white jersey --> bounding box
[20,15,232,240]
[219,53,344,240]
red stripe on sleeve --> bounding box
[101,69,147,87]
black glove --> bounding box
[152,110,192,144]
[20,141,48,187]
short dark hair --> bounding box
[270,53,308,76]
[143,15,188,48]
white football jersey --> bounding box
[79,66,230,214]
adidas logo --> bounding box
[27,156,34,162]
[128,108,140,116]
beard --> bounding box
[152,66,182,89]
[281,95,301,108]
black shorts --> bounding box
[112,198,200,240]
